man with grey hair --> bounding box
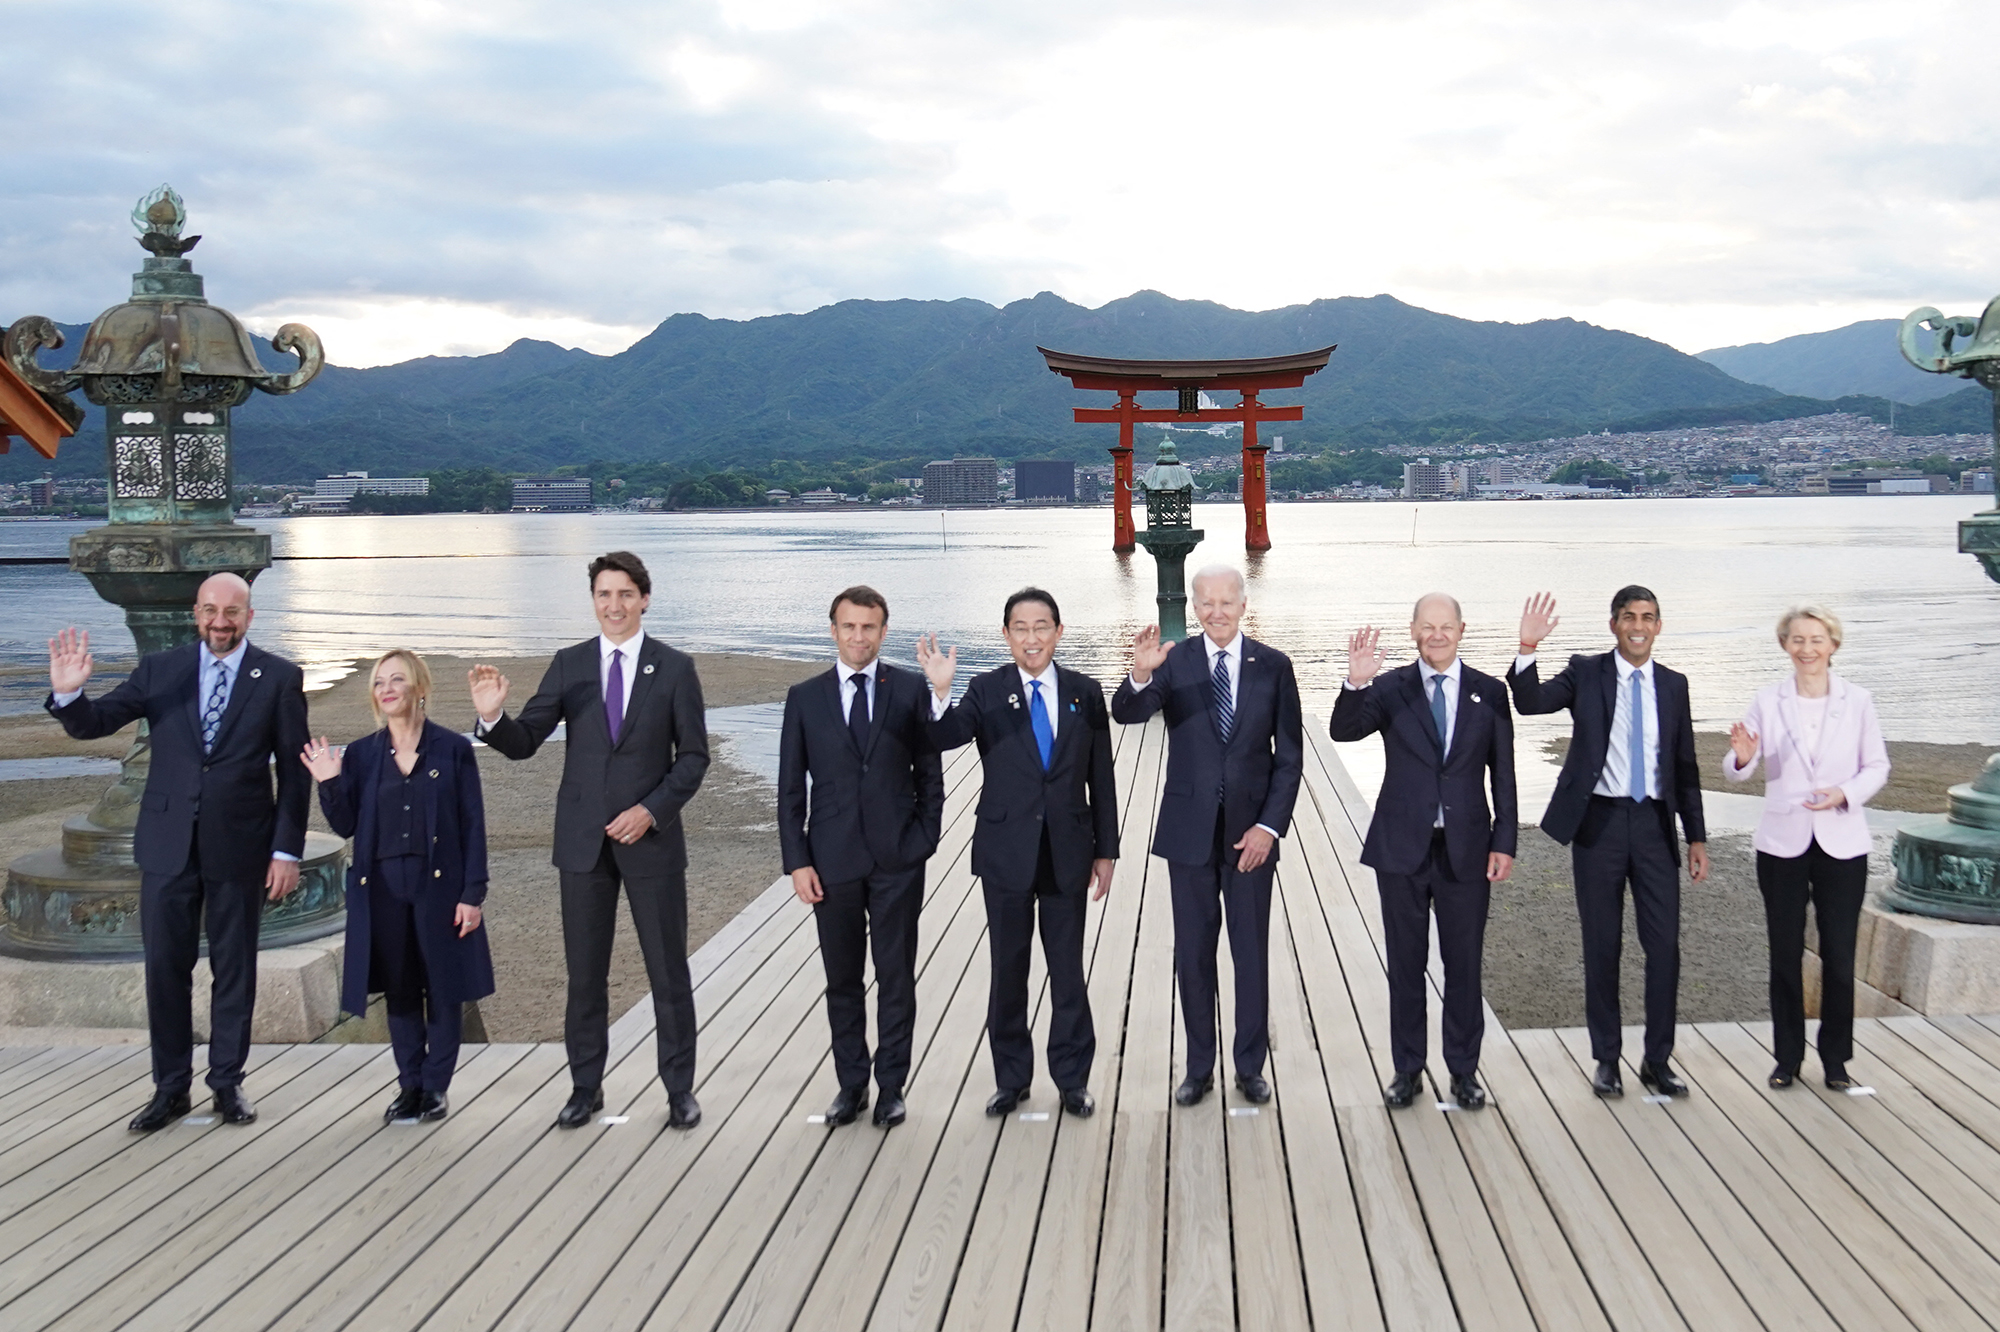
[47,572,310,1131]
[1112,564,1303,1108]
[1332,592,1516,1110]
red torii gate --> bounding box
[1038,344,1335,552]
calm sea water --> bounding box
[3,498,1992,753]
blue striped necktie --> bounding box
[1212,650,1234,744]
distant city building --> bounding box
[1403,462,1451,500]
[1077,473,1102,504]
[923,457,1000,505]
[799,487,841,504]
[313,470,429,500]
[765,488,793,503]
[27,476,55,507]
[511,477,593,512]
[1014,459,1076,501]
[1963,469,1995,494]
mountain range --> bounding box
[5,292,1990,483]
[1696,319,1965,403]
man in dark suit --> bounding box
[469,551,709,1130]
[1330,593,1516,1110]
[779,585,944,1130]
[917,588,1118,1118]
[1509,587,1709,1098]
[46,572,310,1131]
[1111,565,1302,1108]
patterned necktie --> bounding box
[1212,650,1234,744]
[201,661,229,753]
[848,672,871,752]
[1029,680,1054,769]
[1629,669,1646,802]
[605,649,625,745]
[1430,673,1449,755]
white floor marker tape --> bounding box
[805,1114,827,1124]
[1228,1107,1260,1117]
[1642,1095,1674,1105]
[1018,1111,1051,1121]
[600,1115,630,1125]
[1434,1101,1459,1112]
[184,1117,216,1126]
[1846,1087,1878,1097]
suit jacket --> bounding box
[1724,673,1889,860]
[479,635,709,874]
[1110,634,1303,867]
[1507,652,1707,860]
[928,662,1119,892]
[1329,660,1518,882]
[778,662,945,882]
[47,641,310,883]
[318,720,496,1013]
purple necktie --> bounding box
[605,649,625,745]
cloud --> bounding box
[2,0,1995,364]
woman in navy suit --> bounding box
[303,649,495,1122]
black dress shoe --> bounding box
[1769,1063,1798,1089]
[873,1088,907,1128]
[555,1086,604,1129]
[1824,1064,1857,1091]
[1383,1071,1423,1109]
[1450,1074,1487,1110]
[1060,1087,1095,1117]
[1639,1061,1688,1098]
[129,1089,192,1133]
[826,1086,869,1127]
[1174,1075,1213,1107]
[385,1087,424,1122]
[214,1087,258,1125]
[418,1091,448,1122]
[1235,1074,1272,1105]
[668,1090,702,1129]
[985,1086,1029,1116]
[1592,1061,1624,1098]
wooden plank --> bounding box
[115,1045,562,1332]
[1549,1027,1837,1332]
[0,1046,142,1124]
[0,1048,91,1102]
[1933,1014,2000,1073]
[1692,1022,2000,1325]
[1859,1018,2000,1157]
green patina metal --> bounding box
[1133,440,1204,641]
[0,189,345,959]
[1883,298,2000,924]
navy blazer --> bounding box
[1329,661,1518,882]
[479,634,709,874]
[318,721,495,1014]
[1507,651,1706,860]
[928,662,1119,893]
[47,641,310,884]
[778,662,945,882]
[1110,634,1304,867]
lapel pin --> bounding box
[249,668,262,679]
[429,769,439,778]
[642,663,655,675]
[1009,693,1019,708]
[1470,692,1481,703]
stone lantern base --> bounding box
[1135,527,1204,641]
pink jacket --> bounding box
[1723,673,1889,860]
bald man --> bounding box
[1332,593,1516,1111]
[47,573,310,1132]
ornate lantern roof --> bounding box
[1138,439,1195,530]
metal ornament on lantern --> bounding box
[0,186,346,958]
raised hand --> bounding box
[1728,721,1759,769]
[48,626,93,696]
[915,632,958,698]
[467,664,509,724]
[300,735,343,783]
[1519,592,1559,652]
[1129,625,1171,683]
[1346,626,1386,686]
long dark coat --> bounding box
[318,720,496,1015]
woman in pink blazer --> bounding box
[1723,604,1889,1091]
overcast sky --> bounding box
[3,0,1995,366]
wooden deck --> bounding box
[4,715,2000,1330]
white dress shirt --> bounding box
[839,655,878,722]
[1515,650,1659,799]
[599,630,645,717]
[1018,662,1059,740]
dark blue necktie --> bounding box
[201,662,229,753]
[1029,680,1054,769]
[1212,650,1234,744]
[1629,669,1646,802]
[604,648,625,745]
[848,672,870,752]
[1429,673,1449,755]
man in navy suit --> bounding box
[917,588,1118,1118]
[1111,565,1302,1107]
[469,551,710,1131]
[1509,587,1709,1098]
[46,572,310,1131]
[779,586,945,1129]
[1330,593,1516,1110]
